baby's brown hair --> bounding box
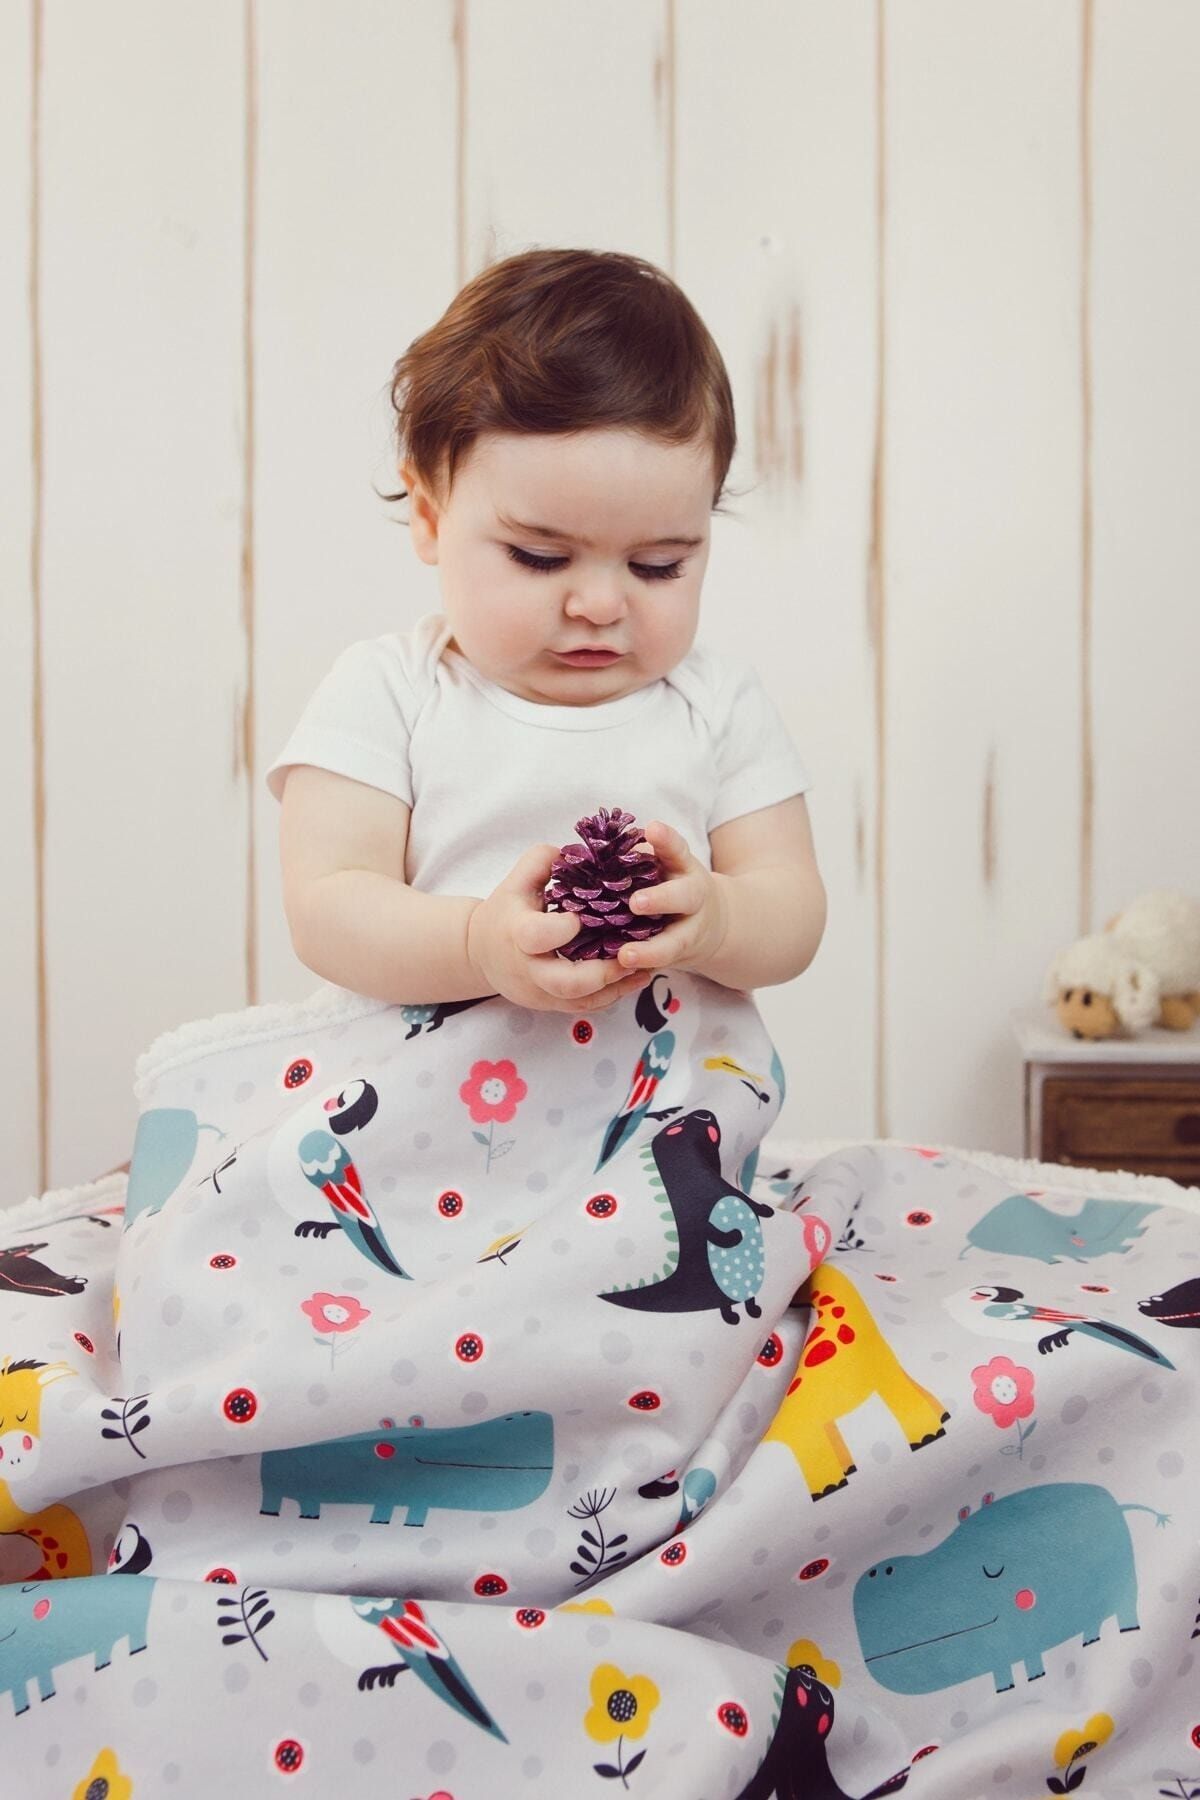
[379,247,739,515]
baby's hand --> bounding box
[612,821,729,976]
[467,844,654,1014]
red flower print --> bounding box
[971,1355,1035,1429]
[301,1292,371,1334]
[459,1058,527,1124]
[223,1388,257,1424]
[273,1738,305,1774]
[303,1291,370,1373]
[801,1214,832,1263]
[460,1058,527,1172]
[971,1359,1038,1460]
[796,1557,830,1581]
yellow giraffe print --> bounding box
[0,1357,92,1578]
[764,1265,950,1501]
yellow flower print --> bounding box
[73,1746,134,1800]
[558,1597,615,1615]
[584,1663,661,1744]
[1054,1712,1114,1768]
[786,1637,841,1690]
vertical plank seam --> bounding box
[29,0,47,1193]
[665,0,676,274]
[870,0,888,1139]
[242,0,259,1004]
[982,745,997,889]
[1080,0,1095,936]
[454,0,467,289]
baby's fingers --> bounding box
[574,968,654,1010]
[629,876,693,920]
[516,908,580,956]
[527,944,632,1001]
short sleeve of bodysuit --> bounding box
[264,638,421,808]
[707,659,813,833]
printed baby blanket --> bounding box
[1,971,1198,1799]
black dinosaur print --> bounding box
[1139,1277,1200,1329]
[599,1110,774,1325]
[734,1662,909,1800]
[0,1242,86,1298]
[403,997,493,1039]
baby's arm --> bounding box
[280,765,477,1002]
[279,765,650,1011]
[703,794,826,989]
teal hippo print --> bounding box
[962,1194,1158,1265]
[854,1482,1167,1695]
[259,1410,554,1527]
[0,1575,155,1715]
[124,1106,226,1229]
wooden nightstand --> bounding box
[1011,1007,1200,1188]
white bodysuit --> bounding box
[264,611,813,896]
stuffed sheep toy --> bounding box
[1043,888,1200,1040]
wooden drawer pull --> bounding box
[1176,1113,1200,1145]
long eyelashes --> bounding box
[505,545,686,582]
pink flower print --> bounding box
[302,1291,370,1370]
[971,1354,1036,1457]
[302,1292,370,1333]
[460,1058,527,1173]
[460,1059,527,1124]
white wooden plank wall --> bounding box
[1090,2,1200,912]
[883,3,1085,1152]
[3,0,1198,1203]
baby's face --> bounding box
[402,428,713,704]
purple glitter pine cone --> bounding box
[544,806,669,961]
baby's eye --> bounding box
[505,545,685,582]
[506,546,567,574]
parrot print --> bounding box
[346,1596,507,1739]
[595,974,681,1171]
[943,1284,1174,1367]
[293,1080,411,1280]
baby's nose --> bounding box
[565,582,628,623]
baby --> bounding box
[266,247,826,1014]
